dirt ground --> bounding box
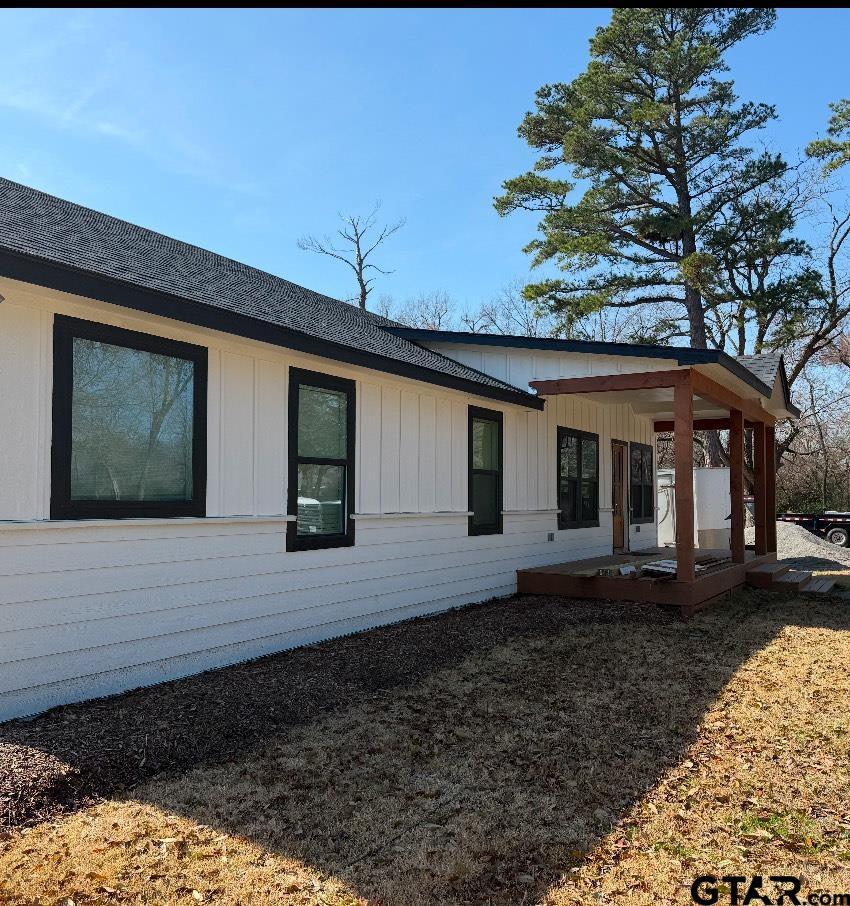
[2,589,849,905]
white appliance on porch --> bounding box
[657,467,731,550]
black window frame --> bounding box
[557,426,600,530]
[287,367,356,552]
[50,315,208,520]
[629,441,655,525]
[468,406,503,536]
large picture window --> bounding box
[468,406,503,536]
[287,368,355,551]
[558,427,599,529]
[50,316,207,520]
[630,442,655,524]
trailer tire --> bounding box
[826,527,850,547]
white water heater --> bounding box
[657,467,731,550]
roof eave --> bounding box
[386,327,779,404]
[0,249,544,411]
[774,355,800,418]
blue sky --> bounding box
[0,8,846,312]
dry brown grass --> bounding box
[814,568,850,588]
[2,591,849,905]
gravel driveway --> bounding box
[747,520,850,571]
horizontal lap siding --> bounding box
[0,514,569,717]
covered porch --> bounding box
[517,365,781,614]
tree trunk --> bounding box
[683,282,708,347]
[809,385,830,510]
[705,430,727,468]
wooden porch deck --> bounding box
[517,547,777,616]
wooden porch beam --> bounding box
[654,417,732,432]
[532,369,774,429]
[531,368,689,396]
[765,423,777,553]
[752,421,768,556]
[729,409,745,563]
[690,369,775,426]
[674,372,696,582]
[654,417,762,432]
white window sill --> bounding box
[0,515,296,532]
[352,511,472,520]
[501,509,560,516]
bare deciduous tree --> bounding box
[297,203,405,310]
[377,290,456,330]
[462,280,555,337]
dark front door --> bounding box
[612,440,627,552]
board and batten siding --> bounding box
[423,342,680,391]
[0,279,656,720]
[427,341,661,553]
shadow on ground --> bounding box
[783,553,850,571]
[3,591,849,904]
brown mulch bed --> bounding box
[1,594,671,830]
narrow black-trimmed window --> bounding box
[287,368,355,551]
[630,442,655,524]
[557,427,599,529]
[468,406,503,536]
[50,315,207,520]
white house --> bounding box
[0,179,797,720]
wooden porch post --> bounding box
[729,409,745,563]
[765,423,777,553]
[674,371,695,582]
[753,421,768,556]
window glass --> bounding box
[643,484,654,519]
[631,446,642,482]
[581,479,598,521]
[290,372,354,548]
[471,472,499,528]
[582,436,598,480]
[561,433,578,479]
[558,428,599,528]
[298,385,347,459]
[296,463,345,536]
[472,418,500,471]
[631,483,643,518]
[70,337,194,502]
[469,410,502,535]
[630,443,654,522]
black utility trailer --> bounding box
[777,512,850,547]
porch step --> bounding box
[771,570,813,593]
[745,562,790,589]
[800,577,837,595]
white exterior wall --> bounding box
[0,282,656,720]
[428,342,679,389]
[428,342,661,553]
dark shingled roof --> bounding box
[0,178,541,409]
[735,352,782,387]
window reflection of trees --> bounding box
[296,386,346,505]
[70,339,194,502]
